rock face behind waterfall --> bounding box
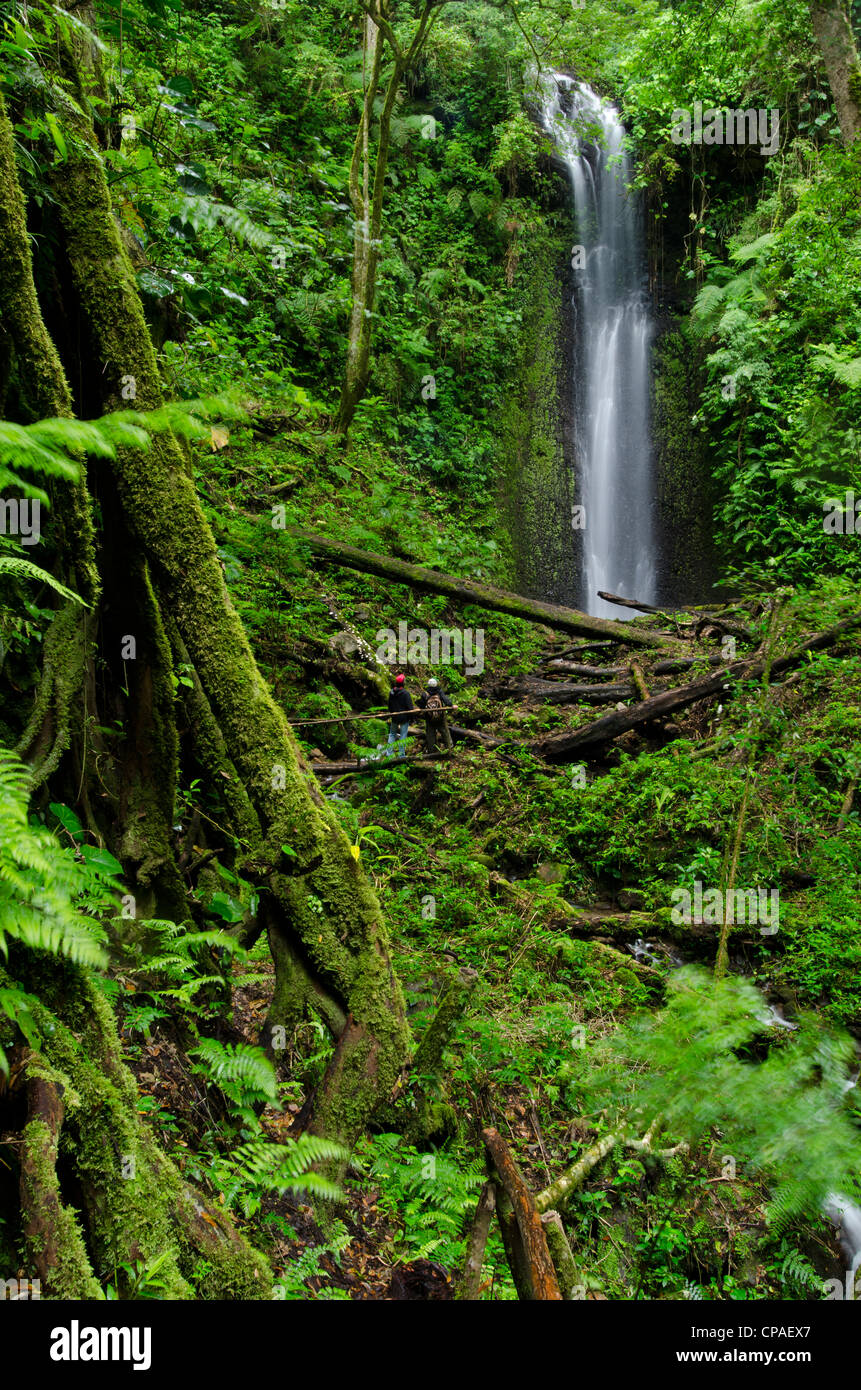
[538,74,657,620]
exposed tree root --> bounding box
[3,957,273,1300]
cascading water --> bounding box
[538,74,656,619]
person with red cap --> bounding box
[386,673,413,757]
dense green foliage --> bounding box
[1,0,860,1308]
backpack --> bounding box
[425,692,444,724]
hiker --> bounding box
[417,677,453,754]
[386,673,413,757]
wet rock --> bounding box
[329,630,360,658]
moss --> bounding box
[651,326,718,603]
[47,54,410,1151]
[19,1117,102,1299]
[15,603,90,788]
[498,230,578,605]
[5,956,272,1299]
[0,92,99,603]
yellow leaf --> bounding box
[350,844,361,859]
[210,426,230,452]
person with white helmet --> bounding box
[417,677,453,754]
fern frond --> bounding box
[0,557,86,605]
[190,1038,278,1105]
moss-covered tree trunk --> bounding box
[0,87,273,1298]
[4,956,271,1299]
[43,42,410,1149]
[809,0,861,144]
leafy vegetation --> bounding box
[0,0,859,1318]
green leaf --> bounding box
[50,803,84,840]
[80,845,124,877]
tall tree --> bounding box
[336,0,446,433]
[809,0,861,143]
[2,7,411,1180]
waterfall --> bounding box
[538,73,656,619]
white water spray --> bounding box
[538,74,656,618]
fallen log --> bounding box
[629,660,650,702]
[310,755,451,775]
[549,639,616,660]
[291,530,666,647]
[535,609,861,762]
[598,591,754,642]
[482,1127,562,1300]
[449,724,505,748]
[653,654,725,676]
[490,676,636,704]
[597,590,666,614]
[541,661,629,678]
[695,614,756,644]
[534,1120,687,1215]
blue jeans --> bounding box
[386,720,410,757]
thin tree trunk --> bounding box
[458,1182,496,1300]
[335,1,442,432]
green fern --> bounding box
[0,397,245,497]
[778,1245,821,1294]
[812,345,861,390]
[358,1133,484,1269]
[581,966,861,1231]
[173,195,273,250]
[189,1037,277,1124]
[0,746,113,1072]
[0,555,87,604]
[194,1136,346,1219]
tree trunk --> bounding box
[809,0,861,144]
[482,1127,562,1300]
[5,959,272,1299]
[335,1,442,433]
[291,530,667,646]
[458,1182,496,1300]
[337,6,385,432]
[0,88,100,794]
[45,68,411,1150]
